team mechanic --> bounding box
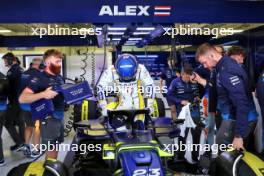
[19,49,64,160]
[160,57,180,121]
[19,58,43,158]
[195,43,258,150]
[167,64,200,119]
[97,53,155,130]
[191,45,225,146]
[2,53,25,151]
[256,69,264,153]
[0,71,9,166]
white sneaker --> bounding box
[31,150,42,158]
[0,159,6,167]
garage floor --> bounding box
[1,108,76,176]
[1,125,75,175]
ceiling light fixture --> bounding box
[136,55,158,58]
[128,38,142,41]
[112,38,121,41]
[108,27,127,31]
[136,27,155,31]
[0,29,12,33]
[108,32,124,35]
[133,32,150,35]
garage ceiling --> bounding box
[0,23,262,36]
[0,23,263,47]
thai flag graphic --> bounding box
[154,6,171,16]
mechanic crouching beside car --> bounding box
[19,49,64,160]
[194,43,258,151]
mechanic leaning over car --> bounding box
[2,53,25,152]
[167,64,200,119]
[191,45,225,145]
[195,43,258,150]
[97,53,155,130]
[19,49,64,160]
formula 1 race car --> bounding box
[73,108,184,176]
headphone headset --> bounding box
[39,61,46,70]
[2,52,15,66]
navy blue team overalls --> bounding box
[256,70,264,150]
[20,67,43,127]
[167,77,199,118]
[27,71,65,145]
[20,68,43,112]
[216,56,258,145]
[5,63,25,146]
[0,72,8,161]
[160,67,178,106]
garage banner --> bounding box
[1,0,264,23]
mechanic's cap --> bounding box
[115,53,138,82]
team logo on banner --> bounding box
[99,5,171,16]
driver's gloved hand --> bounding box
[101,108,108,117]
[147,98,154,116]
[98,116,107,124]
[111,115,127,130]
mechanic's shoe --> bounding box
[10,144,24,151]
[16,144,27,152]
[10,144,19,151]
[23,144,32,157]
[31,150,42,158]
[0,159,6,167]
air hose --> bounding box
[64,39,95,137]
[80,47,89,81]
[64,107,74,137]
[91,46,96,88]
[63,79,78,137]
[144,45,148,58]
[170,31,178,69]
